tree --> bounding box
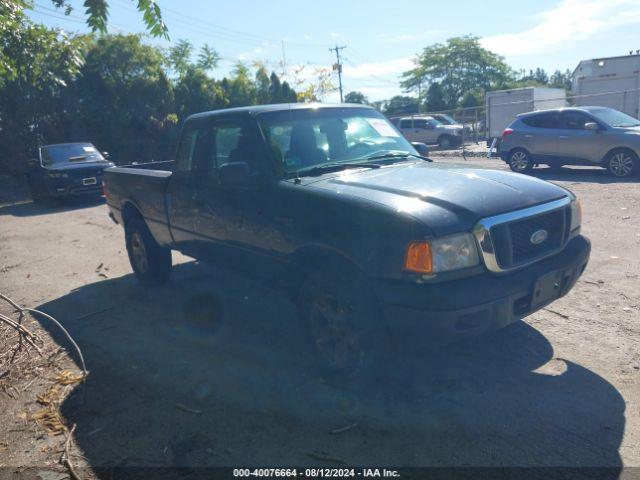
[344,91,368,104]
[197,44,220,72]
[461,91,481,108]
[549,69,572,91]
[401,35,513,108]
[168,39,193,76]
[383,96,420,116]
[0,7,85,171]
[74,34,175,163]
[2,0,167,39]
[63,0,166,37]
[424,82,446,112]
[174,66,227,119]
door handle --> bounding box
[559,136,569,139]
[524,134,533,138]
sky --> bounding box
[27,0,640,102]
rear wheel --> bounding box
[125,216,172,285]
[508,149,533,173]
[606,149,638,178]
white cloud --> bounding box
[343,57,413,79]
[481,0,640,56]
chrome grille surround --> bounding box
[472,197,572,273]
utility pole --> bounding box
[281,40,287,77]
[330,45,346,102]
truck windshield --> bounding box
[41,143,105,166]
[590,108,640,128]
[256,107,417,175]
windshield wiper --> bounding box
[364,152,433,163]
[296,162,381,177]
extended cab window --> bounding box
[399,119,412,129]
[175,126,199,171]
[521,112,560,129]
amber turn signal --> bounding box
[404,242,433,274]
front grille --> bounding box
[491,208,567,269]
[67,168,101,179]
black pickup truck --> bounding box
[104,103,590,375]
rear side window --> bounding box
[521,112,560,129]
[399,119,412,129]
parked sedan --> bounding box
[499,106,640,177]
[26,143,115,201]
[396,116,463,149]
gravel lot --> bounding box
[0,156,638,477]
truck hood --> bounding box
[45,161,114,171]
[308,162,569,236]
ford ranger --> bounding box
[103,104,590,376]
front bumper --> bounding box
[373,235,590,345]
[45,177,103,197]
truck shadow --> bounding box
[37,261,625,475]
[0,195,104,217]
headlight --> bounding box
[405,233,480,274]
[570,198,581,233]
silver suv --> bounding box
[499,106,640,177]
[396,115,463,149]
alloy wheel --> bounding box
[309,293,363,373]
[510,151,529,171]
[609,152,635,177]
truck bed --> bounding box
[103,161,174,245]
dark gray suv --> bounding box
[499,106,640,177]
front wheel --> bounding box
[125,217,172,285]
[508,149,533,173]
[299,268,385,381]
[26,177,50,203]
[606,150,638,178]
[438,135,453,149]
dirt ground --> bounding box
[0,156,639,478]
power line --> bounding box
[329,45,346,102]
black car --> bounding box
[26,142,115,202]
[103,103,590,377]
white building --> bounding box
[572,54,640,118]
[485,87,566,140]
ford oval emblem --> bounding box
[530,229,549,245]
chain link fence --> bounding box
[386,88,640,157]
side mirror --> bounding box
[219,161,251,186]
[584,122,600,131]
[27,158,39,168]
[411,142,430,156]
[425,124,435,130]
[102,151,110,159]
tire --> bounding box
[26,177,50,203]
[298,266,385,382]
[508,149,533,173]
[125,216,172,285]
[438,135,453,149]
[605,149,638,178]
